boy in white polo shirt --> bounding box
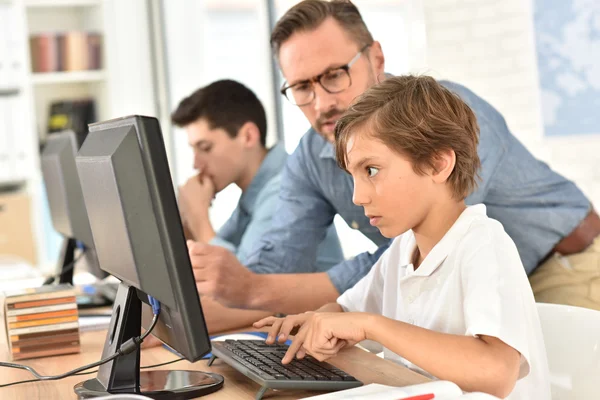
[254,75,550,399]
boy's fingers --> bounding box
[253,316,277,328]
[266,318,284,344]
[283,329,307,364]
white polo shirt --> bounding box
[338,204,550,400]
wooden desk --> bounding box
[0,329,429,399]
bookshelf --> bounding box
[0,0,159,273]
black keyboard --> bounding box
[209,339,362,399]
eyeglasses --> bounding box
[280,44,372,107]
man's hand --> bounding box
[179,174,216,242]
[188,240,255,309]
[277,312,370,364]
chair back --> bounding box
[537,303,600,399]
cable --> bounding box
[1,355,186,388]
[43,248,86,285]
[0,298,162,388]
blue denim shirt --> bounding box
[242,81,590,293]
[210,143,344,269]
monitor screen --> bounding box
[76,116,211,361]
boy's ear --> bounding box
[237,122,261,148]
[431,149,456,184]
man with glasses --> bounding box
[189,0,599,316]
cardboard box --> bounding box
[0,191,37,265]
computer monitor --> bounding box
[73,115,223,398]
[40,130,106,285]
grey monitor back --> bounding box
[41,131,94,245]
[76,115,210,361]
[41,131,105,280]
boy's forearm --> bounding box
[366,315,519,398]
[249,272,340,314]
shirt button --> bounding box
[351,221,359,229]
[408,295,415,304]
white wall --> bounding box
[422,0,600,208]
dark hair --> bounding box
[171,79,268,147]
[335,75,481,200]
[271,0,373,57]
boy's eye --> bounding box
[366,166,379,177]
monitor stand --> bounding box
[74,283,224,399]
[56,237,77,284]
[49,238,111,308]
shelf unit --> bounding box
[0,0,111,272]
[1,0,159,271]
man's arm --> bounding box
[249,272,339,314]
[241,151,339,275]
[200,296,273,334]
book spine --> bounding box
[9,315,79,330]
[6,302,77,317]
[9,328,80,342]
[6,294,76,307]
[11,345,80,361]
[11,332,80,348]
[7,309,78,323]
[13,339,80,353]
[9,321,79,337]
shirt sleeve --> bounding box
[461,226,536,380]
[241,146,339,275]
[235,175,285,262]
[209,208,242,253]
[336,238,395,314]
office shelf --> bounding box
[31,70,105,85]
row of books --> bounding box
[29,32,102,73]
[4,284,80,360]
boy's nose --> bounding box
[352,182,370,206]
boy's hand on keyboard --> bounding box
[253,312,315,344]
[283,312,371,364]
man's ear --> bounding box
[238,122,261,148]
[431,149,456,184]
[368,41,385,80]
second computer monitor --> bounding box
[41,130,105,283]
